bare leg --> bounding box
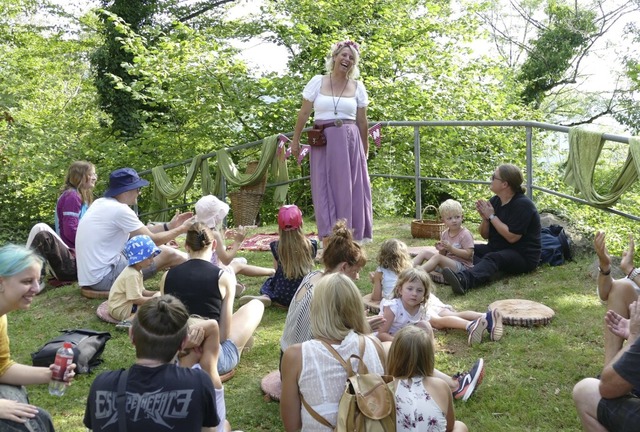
[413,250,435,266]
[452,421,469,432]
[231,261,275,278]
[434,369,458,391]
[430,315,472,331]
[153,245,188,271]
[439,309,484,321]
[228,299,265,351]
[604,280,637,364]
[573,378,607,432]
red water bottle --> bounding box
[49,342,73,396]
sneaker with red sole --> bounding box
[452,358,485,401]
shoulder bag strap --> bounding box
[117,369,129,432]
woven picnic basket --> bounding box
[229,190,263,227]
[411,205,445,239]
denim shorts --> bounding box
[218,339,240,375]
[598,393,640,432]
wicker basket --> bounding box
[229,190,264,226]
[240,161,267,194]
[411,205,445,239]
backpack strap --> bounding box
[298,335,368,430]
[300,393,335,429]
[365,335,387,373]
[117,369,129,432]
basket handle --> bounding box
[421,205,440,221]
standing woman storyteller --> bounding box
[290,40,373,246]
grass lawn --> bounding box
[10,217,603,431]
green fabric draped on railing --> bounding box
[564,126,640,208]
[151,134,288,220]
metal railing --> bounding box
[138,120,639,223]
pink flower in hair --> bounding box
[337,40,360,53]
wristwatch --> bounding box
[488,214,496,221]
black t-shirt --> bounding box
[84,363,218,431]
[488,193,541,265]
[164,259,222,320]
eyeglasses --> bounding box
[491,174,504,182]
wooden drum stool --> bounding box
[489,299,555,327]
[362,293,381,315]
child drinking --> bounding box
[369,238,413,301]
[195,195,275,296]
[108,235,161,329]
[387,326,468,432]
[413,199,474,283]
[238,205,317,307]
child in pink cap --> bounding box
[238,205,317,307]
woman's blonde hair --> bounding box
[310,273,370,341]
[387,325,435,378]
[377,239,412,274]
[64,160,95,205]
[438,199,463,219]
[325,40,361,79]
[392,267,432,305]
[322,220,366,271]
[278,228,315,279]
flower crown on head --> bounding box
[335,40,360,54]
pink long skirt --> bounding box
[310,120,373,241]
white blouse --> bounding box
[302,75,369,120]
[298,331,384,431]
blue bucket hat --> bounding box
[124,235,161,266]
[104,168,149,198]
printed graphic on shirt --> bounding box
[94,388,194,428]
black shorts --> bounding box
[598,394,640,432]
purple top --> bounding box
[55,189,88,249]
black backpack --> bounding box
[31,329,111,374]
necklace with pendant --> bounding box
[330,74,348,127]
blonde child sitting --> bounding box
[108,235,161,329]
[413,199,474,283]
[370,239,413,301]
[377,268,487,401]
[378,267,502,346]
[388,326,468,432]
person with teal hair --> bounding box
[0,244,75,431]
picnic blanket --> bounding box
[239,233,319,251]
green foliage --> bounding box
[516,2,597,106]
[91,0,162,137]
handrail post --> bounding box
[414,126,421,218]
[525,126,533,200]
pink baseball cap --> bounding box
[278,205,303,231]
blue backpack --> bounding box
[539,225,572,266]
